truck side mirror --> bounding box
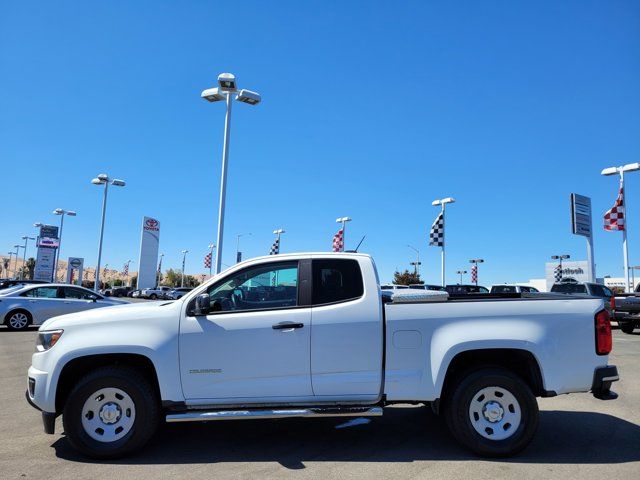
[193,293,211,316]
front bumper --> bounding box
[592,365,619,400]
[26,365,57,433]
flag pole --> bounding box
[441,203,445,287]
[621,170,631,292]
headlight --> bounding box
[36,330,63,352]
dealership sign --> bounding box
[137,216,161,290]
[34,224,60,282]
[66,257,84,285]
[545,260,590,290]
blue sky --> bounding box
[1,0,639,285]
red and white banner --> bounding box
[604,178,625,231]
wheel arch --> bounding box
[438,348,548,405]
[4,308,33,327]
[55,353,161,414]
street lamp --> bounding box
[456,270,468,284]
[13,244,21,278]
[602,163,640,292]
[53,208,76,282]
[202,73,261,275]
[207,244,216,277]
[91,173,126,291]
[272,229,285,254]
[7,252,15,278]
[407,245,421,276]
[124,259,133,287]
[335,217,352,252]
[20,236,35,280]
[157,253,164,287]
[551,254,570,282]
[236,233,252,263]
[432,197,456,286]
[469,258,484,286]
[181,250,189,287]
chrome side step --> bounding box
[166,406,383,423]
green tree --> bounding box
[393,269,423,286]
[18,257,36,280]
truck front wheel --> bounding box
[62,366,159,459]
[444,367,538,457]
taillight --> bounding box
[595,309,612,355]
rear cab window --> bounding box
[551,283,587,294]
[312,259,364,305]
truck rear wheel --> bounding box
[444,367,538,457]
[63,366,159,459]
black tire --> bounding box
[621,322,636,334]
[149,294,157,300]
[444,367,539,457]
[62,366,159,459]
[5,309,32,331]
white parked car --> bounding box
[27,253,618,459]
[1,284,126,330]
[140,286,173,300]
[490,285,540,294]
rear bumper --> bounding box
[592,365,619,400]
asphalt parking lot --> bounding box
[0,328,638,480]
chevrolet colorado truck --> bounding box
[26,253,619,459]
[612,284,640,334]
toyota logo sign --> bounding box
[144,218,160,231]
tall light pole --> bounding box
[551,254,570,282]
[202,73,261,275]
[456,270,468,284]
[236,233,251,263]
[602,163,640,292]
[20,236,35,280]
[207,244,216,277]
[91,174,126,291]
[335,217,352,251]
[53,208,76,282]
[157,253,164,287]
[7,252,15,278]
[124,259,133,287]
[407,245,421,276]
[432,197,455,287]
[273,229,285,253]
[469,258,484,286]
[13,245,21,278]
[181,250,189,287]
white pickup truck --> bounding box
[26,253,619,459]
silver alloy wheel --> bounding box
[468,386,522,441]
[81,387,136,443]
[9,312,29,329]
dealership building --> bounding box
[517,260,634,292]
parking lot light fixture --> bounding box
[407,245,421,276]
[92,174,126,291]
[602,163,640,292]
[181,250,189,287]
[19,236,35,280]
[202,73,261,275]
[236,233,252,263]
[456,270,468,284]
[53,209,77,282]
[551,254,570,281]
[469,258,484,285]
[13,245,21,277]
[432,197,456,286]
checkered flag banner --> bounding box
[122,263,129,276]
[471,265,477,283]
[269,237,280,255]
[604,178,625,231]
[204,252,212,269]
[429,212,444,247]
[554,264,563,282]
[332,229,344,252]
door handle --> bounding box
[272,322,304,330]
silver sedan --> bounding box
[0,284,127,331]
